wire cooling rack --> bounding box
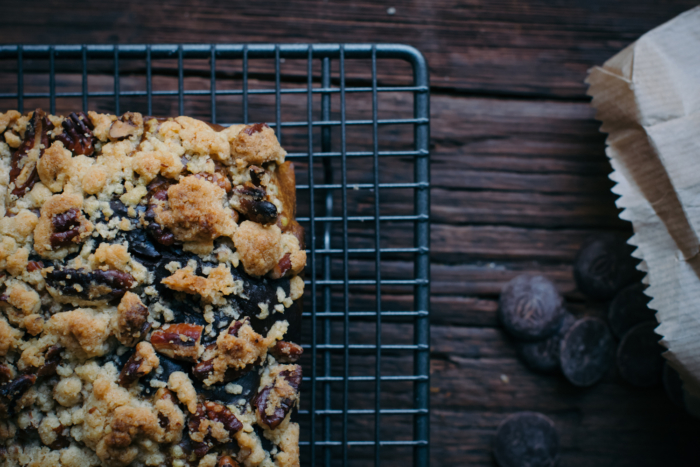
[0,44,430,467]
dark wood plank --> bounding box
[0,0,696,98]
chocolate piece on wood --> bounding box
[663,361,685,410]
[493,411,559,467]
[608,283,655,339]
[517,312,576,374]
[560,317,614,387]
[574,235,638,300]
[498,275,564,341]
[616,321,663,388]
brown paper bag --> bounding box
[587,6,700,414]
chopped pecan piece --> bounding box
[0,374,36,417]
[45,267,135,302]
[0,364,13,384]
[109,112,140,140]
[26,261,44,272]
[49,208,83,248]
[9,109,50,196]
[35,345,63,377]
[204,400,243,435]
[46,424,71,450]
[231,184,278,225]
[249,165,266,186]
[243,122,269,135]
[116,292,151,347]
[253,365,301,429]
[118,342,159,387]
[268,252,292,280]
[150,323,203,361]
[144,177,175,246]
[55,112,96,156]
[269,341,303,363]
[193,164,232,193]
[218,456,240,467]
[187,401,243,458]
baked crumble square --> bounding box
[0,109,305,467]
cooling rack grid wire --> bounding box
[0,43,430,467]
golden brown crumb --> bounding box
[203,320,287,386]
[5,246,28,276]
[132,149,184,183]
[34,192,93,258]
[161,263,237,305]
[0,316,22,356]
[154,175,237,244]
[0,110,21,134]
[23,313,44,336]
[233,221,283,276]
[45,308,112,359]
[82,165,108,195]
[53,376,83,407]
[114,292,149,347]
[4,279,41,315]
[37,140,73,192]
[230,123,286,166]
[0,209,39,242]
[91,243,131,272]
[174,116,230,162]
[168,371,198,414]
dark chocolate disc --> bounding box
[608,283,655,339]
[493,412,559,467]
[616,321,663,387]
[498,275,564,341]
[517,312,576,373]
[574,235,638,300]
[663,361,685,410]
[560,317,614,387]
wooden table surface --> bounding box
[3,1,700,466]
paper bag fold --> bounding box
[587,6,700,410]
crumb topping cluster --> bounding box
[0,109,305,467]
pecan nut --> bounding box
[150,323,203,361]
[49,208,85,248]
[253,365,301,429]
[9,109,51,196]
[269,341,303,363]
[0,374,36,417]
[144,177,175,246]
[55,112,96,156]
[46,267,135,302]
[109,112,140,140]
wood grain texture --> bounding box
[0,0,698,98]
[2,1,700,466]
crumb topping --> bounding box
[0,109,304,467]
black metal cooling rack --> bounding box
[0,43,430,467]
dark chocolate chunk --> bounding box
[493,411,559,467]
[198,364,261,406]
[616,321,663,387]
[663,361,685,410]
[498,275,564,341]
[0,374,36,417]
[608,283,655,339]
[517,312,576,374]
[560,317,614,387]
[574,235,638,300]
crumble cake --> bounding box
[0,109,305,467]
